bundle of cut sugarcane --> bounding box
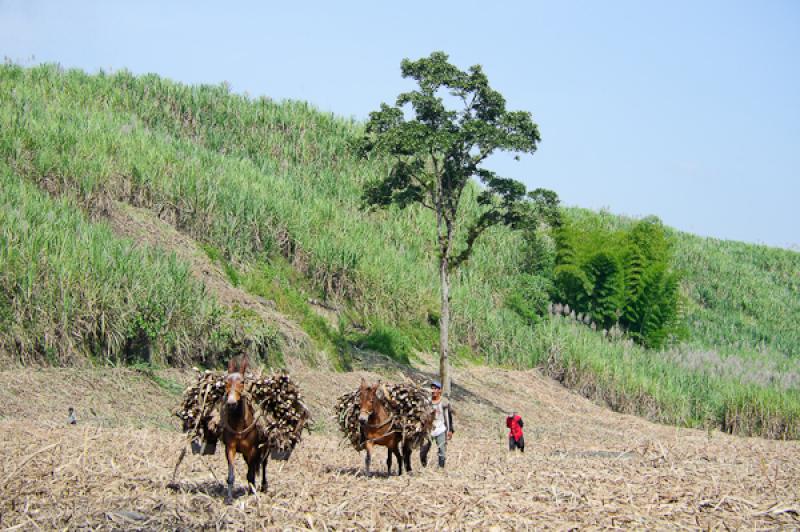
[336,383,434,451]
[175,368,309,454]
[382,383,435,449]
[175,369,226,445]
[247,372,310,452]
[336,390,365,450]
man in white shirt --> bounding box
[421,380,453,468]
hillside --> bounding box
[566,208,800,359]
[0,64,798,438]
[1,363,798,529]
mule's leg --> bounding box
[225,445,236,504]
[393,446,403,476]
[246,456,258,495]
[364,442,372,476]
[403,442,412,474]
[386,446,393,475]
[260,453,269,493]
[420,438,431,467]
[388,439,402,476]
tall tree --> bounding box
[357,51,556,396]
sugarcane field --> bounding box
[1,357,798,530]
[3,4,800,530]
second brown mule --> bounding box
[358,378,413,476]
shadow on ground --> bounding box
[166,480,249,499]
[323,464,428,478]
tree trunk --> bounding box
[439,254,451,398]
[434,174,453,399]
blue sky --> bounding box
[2,1,798,248]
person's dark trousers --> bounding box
[421,433,448,467]
[434,432,447,466]
[509,435,525,452]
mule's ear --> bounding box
[360,377,367,389]
[240,356,249,375]
[228,358,236,374]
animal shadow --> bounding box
[166,479,249,499]
[323,465,396,478]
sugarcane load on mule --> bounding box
[336,378,435,475]
[174,356,310,503]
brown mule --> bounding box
[358,378,412,476]
[222,357,268,504]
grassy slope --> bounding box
[675,232,800,357]
[0,64,798,437]
[0,163,225,366]
[566,208,800,359]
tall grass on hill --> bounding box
[663,347,800,391]
[565,208,800,359]
[1,64,798,439]
[0,165,225,366]
[534,317,800,440]
[0,63,533,365]
[5,65,797,365]
[675,235,800,358]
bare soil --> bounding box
[1,360,797,530]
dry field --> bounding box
[1,363,798,530]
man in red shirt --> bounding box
[506,411,524,452]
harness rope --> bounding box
[360,400,401,445]
[365,413,394,430]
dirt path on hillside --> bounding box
[104,201,314,361]
[1,363,797,529]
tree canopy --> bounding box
[357,51,558,394]
[358,51,554,271]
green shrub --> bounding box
[353,323,413,364]
[552,216,682,348]
[506,274,553,326]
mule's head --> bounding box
[225,357,248,405]
[358,378,387,424]
[358,378,376,424]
